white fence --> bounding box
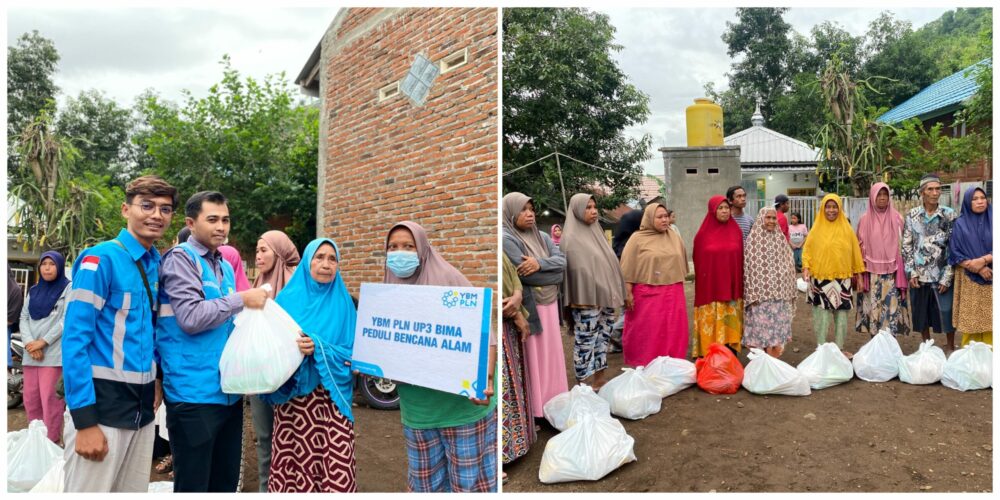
[747,180,988,231]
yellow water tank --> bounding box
[686,98,724,147]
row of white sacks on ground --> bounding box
[537,357,698,483]
[535,334,991,483]
[742,330,992,395]
[7,420,174,493]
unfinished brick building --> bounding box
[297,8,498,293]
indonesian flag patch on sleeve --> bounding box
[81,255,100,271]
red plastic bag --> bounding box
[695,343,745,394]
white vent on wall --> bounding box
[379,81,400,102]
[440,48,469,74]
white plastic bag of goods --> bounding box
[741,348,811,396]
[796,278,809,293]
[28,458,65,493]
[598,367,662,420]
[852,329,903,382]
[898,339,947,385]
[543,384,612,431]
[220,297,305,394]
[538,413,637,484]
[796,343,854,389]
[641,356,697,398]
[7,420,63,493]
[941,341,993,392]
[148,481,175,493]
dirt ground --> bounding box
[504,281,993,493]
[7,396,410,493]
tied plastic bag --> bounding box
[742,348,811,396]
[220,297,305,394]
[543,384,612,431]
[29,458,65,493]
[941,341,993,391]
[796,343,854,389]
[796,277,809,293]
[598,367,662,420]
[898,339,946,385]
[538,413,637,483]
[641,356,696,398]
[695,343,745,395]
[852,329,903,382]
[148,481,175,493]
[8,420,62,493]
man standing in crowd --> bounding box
[157,191,268,492]
[62,176,177,492]
[727,186,753,240]
[774,194,791,241]
[902,174,958,352]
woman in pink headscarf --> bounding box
[855,182,910,336]
[218,245,251,292]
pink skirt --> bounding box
[623,282,689,366]
[523,301,569,417]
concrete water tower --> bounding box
[660,98,742,257]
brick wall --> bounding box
[319,8,498,295]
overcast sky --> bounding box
[602,7,954,175]
[7,7,338,109]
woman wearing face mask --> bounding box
[559,193,626,389]
[248,230,300,491]
[742,208,797,358]
[802,194,865,357]
[501,192,568,420]
[384,221,497,492]
[855,183,910,337]
[261,238,356,492]
[19,250,70,443]
[691,196,745,358]
[949,186,992,346]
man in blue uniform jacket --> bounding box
[157,191,268,492]
[62,175,177,492]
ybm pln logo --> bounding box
[441,290,478,309]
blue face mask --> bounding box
[387,251,420,278]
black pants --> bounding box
[166,400,244,492]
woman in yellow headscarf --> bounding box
[801,194,866,357]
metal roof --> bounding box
[724,104,820,164]
[878,58,991,124]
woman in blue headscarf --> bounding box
[261,238,358,492]
[19,250,70,443]
[949,186,992,346]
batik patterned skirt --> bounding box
[691,300,743,358]
[807,277,853,311]
[742,299,794,349]
[952,270,993,339]
[856,272,911,336]
[268,385,357,493]
[502,320,535,464]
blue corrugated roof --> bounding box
[878,58,991,124]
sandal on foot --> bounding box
[155,455,173,474]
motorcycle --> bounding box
[356,374,399,410]
[8,331,24,409]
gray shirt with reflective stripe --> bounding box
[160,237,245,334]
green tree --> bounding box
[719,7,793,128]
[7,31,60,144]
[8,109,115,260]
[858,13,937,110]
[502,8,652,211]
[813,57,897,197]
[135,56,318,254]
[56,89,137,183]
[7,31,60,179]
